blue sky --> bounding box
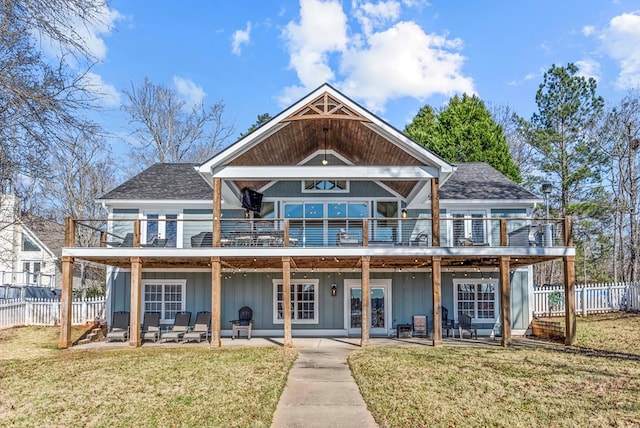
[76,0,640,157]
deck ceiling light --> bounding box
[322,127,329,166]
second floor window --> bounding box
[303,180,348,192]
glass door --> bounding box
[346,280,390,336]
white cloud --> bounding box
[80,72,120,107]
[598,11,640,89]
[279,0,473,112]
[173,76,206,108]
[524,72,538,81]
[582,25,595,36]
[231,22,252,56]
[575,59,601,82]
[339,21,473,112]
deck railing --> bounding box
[65,216,572,249]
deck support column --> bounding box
[432,256,442,346]
[129,257,142,347]
[211,257,222,347]
[431,178,440,247]
[58,255,74,349]
[361,256,370,347]
[282,257,293,347]
[563,255,576,345]
[499,256,511,347]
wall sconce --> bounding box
[322,127,329,166]
[401,209,408,218]
[331,284,337,297]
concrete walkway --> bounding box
[271,339,378,428]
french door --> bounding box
[345,279,391,336]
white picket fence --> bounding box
[0,297,105,330]
[533,282,640,316]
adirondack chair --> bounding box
[458,313,478,339]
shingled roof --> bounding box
[21,213,64,257]
[99,163,212,200]
[440,162,537,200]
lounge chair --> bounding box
[230,306,253,339]
[183,311,211,343]
[336,228,359,246]
[160,311,191,343]
[106,311,130,342]
[141,312,161,343]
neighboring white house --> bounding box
[0,193,60,290]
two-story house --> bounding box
[59,84,576,348]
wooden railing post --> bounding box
[283,219,290,248]
[500,219,508,247]
[431,178,440,247]
[133,219,141,247]
[213,178,222,247]
[362,218,368,246]
[64,217,75,247]
[564,216,574,247]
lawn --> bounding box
[0,327,296,427]
[350,312,640,428]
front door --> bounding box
[345,279,391,336]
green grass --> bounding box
[0,327,296,427]
[350,313,640,428]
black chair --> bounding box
[230,306,253,339]
[442,306,455,337]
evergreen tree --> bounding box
[405,94,521,182]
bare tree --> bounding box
[122,77,235,169]
[489,103,536,178]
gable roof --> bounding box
[99,163,212,201]
[440,163,537,200]
[198,83,453,200]
[20,213,63,258]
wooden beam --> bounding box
[499,256,511,346]
[282,256,293,347]
[431,178,440,247]
[129,257,142,347]
[58,256,74,349]
[64,217,75,247]
[361,256,370,347]
[564,255,576,345]
[133,220,141,248]
[362,218,368,246]
[432,256,442,347]
[211,257,222,347]
[500,219,508,247]
[213,178,222,247]
[564,216,574,247]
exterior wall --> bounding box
[107,268,533,333]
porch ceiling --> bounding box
[68,253,561,270]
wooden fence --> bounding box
[533,282,640,317]
[0,297,105,330]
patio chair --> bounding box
[232,222,254,246]
[141,311,161,343]
[230,306,253,339]
[160,311,191,343]
[442,306,455,337]
[458,237,489,247]
[106,311,130,342]
[336,228,359,246]
[255,221,276,246]
[458,313,478,339]
[105,233,134,247]
[183,311,211,343]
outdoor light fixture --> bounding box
[331,283,337,296]
[322,127,329,166]
[401,209,408,218]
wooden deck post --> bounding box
[564,255,576,345]
[213,178,222,247]
[211,257,222,347]
[283,219,290,248]
[432,256,442,347]
[500,219,508,246]
[133,219,141,247]
[361,256,370,347]
[431,178,440,247]
[282,257,293,347]
[58,255,74,349]
[499,256,511,346]
[362,218,368,246]
[129,257,142,347]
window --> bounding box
[142,279,186,323]
[273,279,318,324]
[451,211,487,246]
[303,180,348,192]
[143,213,179,247]
[22,235,41,252]
[454,279,498,322]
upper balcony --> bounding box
[62,216,574,271]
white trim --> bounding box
[211,165,439,180]
[452,278,499,324]
[272,279,319,324]
[141,279,187,324]
[301,179,350,193]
